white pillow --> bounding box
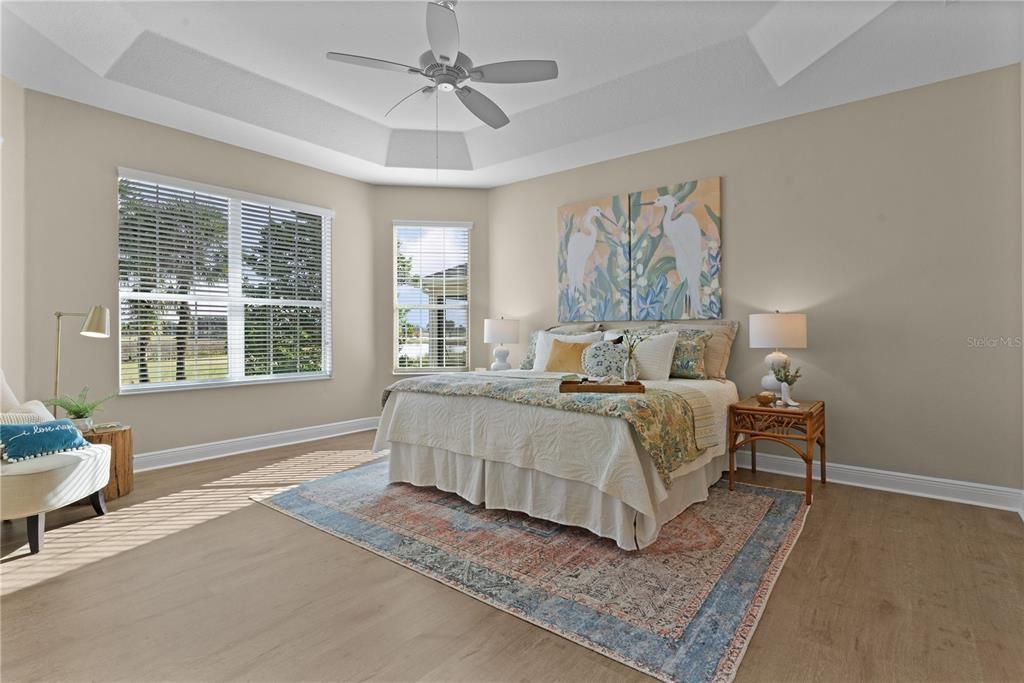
[633,332,678,381]
[13,400,56,422]
[533,331,602,372]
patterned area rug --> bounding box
[258,460,807,683]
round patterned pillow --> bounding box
[582,341,629,378]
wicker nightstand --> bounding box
[727,397,826,505]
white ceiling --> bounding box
[3,1,1022,188]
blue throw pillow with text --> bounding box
[1,419,88,462]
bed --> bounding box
[372,370,738,550]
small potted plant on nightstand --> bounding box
[772,362,802,407]
[45,386,114,431]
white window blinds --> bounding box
[393,221,471,373]
[118,170,332,393]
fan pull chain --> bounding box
[435,91,440,184]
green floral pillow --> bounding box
[666,330,713,379]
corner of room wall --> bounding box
[1,77,28,399]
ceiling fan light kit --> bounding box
[326,0,558,129]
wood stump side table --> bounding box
[727,398,826,505]
[83,426,134,501]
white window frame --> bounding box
[117,168,333,394]
[393,220,473,375]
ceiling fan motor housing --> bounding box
[419,50,473,90]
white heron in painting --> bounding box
[566,206,614,293]
[653,195,703,317]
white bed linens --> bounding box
[373,372,738,548]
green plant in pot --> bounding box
[45,387,114,431]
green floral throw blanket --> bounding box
[382,374,718,486]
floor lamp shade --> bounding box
[749,313,807,350]
[80,305,111,338]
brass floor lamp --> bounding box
[53,305,111,414]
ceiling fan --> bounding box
[326,0,558,129]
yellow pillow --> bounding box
[544,339,590,373]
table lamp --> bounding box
[749,311,807,405]
[54,305,111,411]
[483,317,519,371]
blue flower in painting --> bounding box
[634,274,668,320]
[559,288,583,321]
[706,244,721,279]
[706,297,722,318]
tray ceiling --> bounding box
[3,1,1021,187]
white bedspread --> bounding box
[373,371,737,519]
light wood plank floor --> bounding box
[2,431,1022,682]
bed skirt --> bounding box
[388,443,728,551]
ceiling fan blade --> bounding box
[326,52,422,75]
[470,60,559,84]
[455,86,510,129]
[385,86,436,118]
[425,2,459,65]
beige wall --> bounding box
[1,78,27,398]
[489,65,1023,488]
[21,92,381,453]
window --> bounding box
[118,169,332,393]
[393,221,471,373]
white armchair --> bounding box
[0,370,111,554]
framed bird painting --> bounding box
[629,177,722,320]
[556,194,631,322]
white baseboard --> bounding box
[734,450,1024,519]
[135,416,380,472]
[134,421,1023,523]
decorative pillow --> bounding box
[632,332,679,381]
[531,331,603,372]
[1,419,88,462]
[3,400,56,423]
[582,341,628,378]
[668,330,713,379]
[519,324,600,369]
[544,339,591,373]
[656,320,739,379]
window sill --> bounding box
[119,372,332,396]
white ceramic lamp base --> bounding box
[760,349,786,392]
[489,346,511,371]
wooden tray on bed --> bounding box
[559,380,645,394]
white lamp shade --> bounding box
[80,305,110,338]
[749,313,807,349]
[483,318,519,344]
